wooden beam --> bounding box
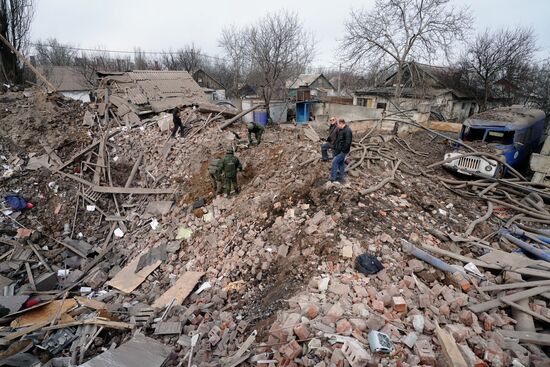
[39,139,63,167]
[469,286,550,313]
[479,280,550,292]
[0,34,56,92]
[125,152,144,188]
[25,262,36,291]
[92,186,174,195]
[435,325,468,367]
[54,141,100,172]
[220,104,264,129]
[500,298,550,324]
[92,136,106,185]
[498,330,550,346]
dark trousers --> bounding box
[225,175,239,194]
[321,142,332,161]
[171,120,184,137]
[330,153,346,181]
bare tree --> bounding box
[0,0,34,83]
[341,0,471,98]
[220,10,315,118]
[161,44,205,73]
[34,38,76,66]
[462,27,537,111]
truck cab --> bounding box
[444,106,545,178]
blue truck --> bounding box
[444,106,546,178]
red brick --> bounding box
[418,293,431,309]
[415,339,436,366]
[280,340,302,360]
[336,319,352,335]
[301,303,319,319]
[372,299,385,313]
[293,323,310,340]
[392,296,407,313]
[479,312,495,331]
[484,341,508,366]
[459,310,475,326]
[439,303,450,317]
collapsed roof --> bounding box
[96,70,235,122]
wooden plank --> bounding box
[500,298,550,324]
[39,139,63,167]
[92,136,106,185]
[479,279,550,292]
[106,256,162,294]
[25,262,36,291]
[54,140,100,172]
[10,299,78,328]
[435,325,468,367]
[92,186,174,195]
[530,154,550,174]
[152,271,204,308]
[0,321,50,343]
[125,153,144,188]
[42,318,133,331]
[58,171,94,187]
[498,330,550,346]
[469,285,550,313]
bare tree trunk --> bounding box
[394,61,404,98]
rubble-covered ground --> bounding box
[1,90,549,366]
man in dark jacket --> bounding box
[171,107,184,138]
[221,148,243,196]
[330,119,353,182]
[321,116,338,161]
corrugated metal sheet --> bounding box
[124,87,148,105]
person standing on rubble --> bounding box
[222,147,243,196]
[330,119,353,183]
[247,122,264,146]
[208,157,224,195]
[321,116,339,161]
[171,106,184,138]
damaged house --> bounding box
[40,65,93,102]
[287,73,335,102]
[353,62,478,122]
[96,70,234,125]
[192,69,226,101]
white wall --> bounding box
[311,102,382,122]
[60,91,90,102]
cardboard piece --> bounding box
[106,256,162,294]
[152,271,204,308]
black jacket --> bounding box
[327,124,339,147]
[173,109,182,125]
[334,125,353,154]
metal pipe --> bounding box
[401,239,470,292]
[500,229,550,262]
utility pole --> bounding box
[337,63,341,95]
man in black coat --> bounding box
[330,119,352,182]
[321,116,339,161]
[171,107,184,138]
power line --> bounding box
[29,42,230,62]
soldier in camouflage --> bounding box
[207,158,224,195]
[221,147,243,196]
[247,122,264,145]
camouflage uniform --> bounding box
[247,123,264,145]
[208,158,224,194]
[221,148,243,195]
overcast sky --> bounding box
[30,0,550,68]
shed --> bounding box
[193,69,226,101]
[40,66,93,102]
[287,73,335,101]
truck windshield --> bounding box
[462,127,485,142]
[485,130,515,144]
[462,127,515,145]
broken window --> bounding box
[462,127,486,142]
[485,130,515,144]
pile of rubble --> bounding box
[1,87,550,367]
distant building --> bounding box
[353,62,479,122]
[41,66,93,102]
[287,73,335,102]
[192,69,226,101]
